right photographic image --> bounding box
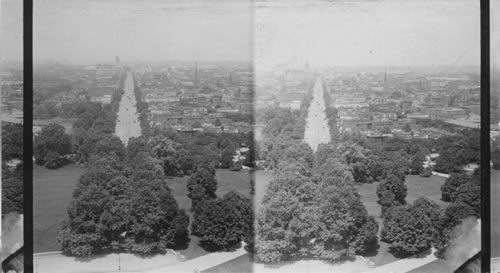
[253,0,482,272]
[491,0,500,271]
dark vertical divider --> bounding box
[480,0,491,271]
[23,0,34,272]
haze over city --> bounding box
[34,0,253,64]
[255,0,480,73]
[0,0,23,64]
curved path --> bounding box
[115,71,141,145]
[304,76,331,152]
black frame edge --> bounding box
[481,0,491,272]
[23,0,34,272]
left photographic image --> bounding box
[1,0,24,272]
[32,0,255,273]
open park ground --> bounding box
[33,163,252,258]
[254,170,448,268]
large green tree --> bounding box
[381,198,441,257]
[59,154,189,256]
[34,123,72,165]
[441,172,471,202]
[192,191,252,251]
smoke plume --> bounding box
[444,217,481,272]
[2,213,23,261]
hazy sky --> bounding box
[255,0,480,72]
[492,0,500,71]
[34,0,253,64]
[1,0,23,63]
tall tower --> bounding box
[194,62,198,80]
[383,68,388,92]
[193,62,199,89]
[116,56,120,65]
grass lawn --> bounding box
[201,253,253,273]
[34,165,252,259]
[492,169,500,257]
[34,164,85,253]
[355,174,448,266]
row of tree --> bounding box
[322,80,341,142]
[133,77,151,136]
[34,74,127,169]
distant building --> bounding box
[87,87,115,104]
[429,107,468,121]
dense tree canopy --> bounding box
[59,153,189,256]
[2,123,23,161]
[191,191,253,251]
[34,123,72,167]
[381,198,442,257]
[441,173,471,202]
[2,163,24,215]
[377,173,407,217]
[255,143,378,263]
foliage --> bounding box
[220,148,234,169]
[381,198,442,257]
[58,153,189,256]
[2,163,24,215]
[493,138,500,170]
[420,167,432,177]
[2,123,23,161]
[409,155,424,175]
[192,191,253,251]
[187,163,218,210]
[441,173,471,202]
[34,123,72,166]
[255,149,378,263]
[376,174,407,217]
[230,161,242,171]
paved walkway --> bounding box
[33,244,247,273]
[253,257,371,273]
[115,71,141,145]
[358,249,438,273]
[33,251,183,273]
[143,244,247,273]
[304,76,331,151]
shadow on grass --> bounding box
[388,247,433,259]
[256,254,358,269]
[198,241,243,253]
[357,242,381,258]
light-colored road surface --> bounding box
[358,249,438,273]
[115,71,141,145]
[143,244,247,273]
[253,257,371,273]
[33,251,183,273]
[304,76,331,152]
[33,245,247,273]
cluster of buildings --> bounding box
[255,64,486,140]
[136,63,254,133]
[321,68,482,138]
[1,70,23,124]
